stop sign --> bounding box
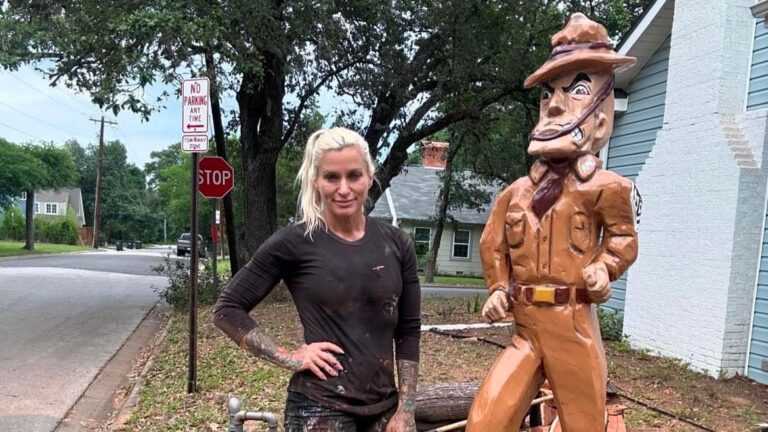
[198,156,234,198]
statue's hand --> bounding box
[482,289,509,323]
[583,261,611,304]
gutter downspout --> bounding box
[385,188,398,227]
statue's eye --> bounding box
[571,83,590,96]
[541,89,552,100]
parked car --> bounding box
[176,233,206,258]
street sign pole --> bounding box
[188,152,199,394]
[182,76,210,394]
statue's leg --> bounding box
[540,304,607,432]
[466,333,543,432]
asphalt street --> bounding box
[0,246,483,431]
[0,248,169,431]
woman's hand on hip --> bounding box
[289,342,345,380]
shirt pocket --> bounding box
[569,212,592,254]
[505,211,526,248]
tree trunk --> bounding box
[415,382,479,431]
[238,48,285,259]
[424,170,452,283]
[24,190,34,250]
[425,141,461,282]
[206,51,240,275]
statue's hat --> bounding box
[524,13,636,89]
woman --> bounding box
[213,127,421,432]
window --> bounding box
[34,203,39,214]
[19,192,26,200]
[452,229,471,259]
[45,203,58,215]
[413,227,431,256]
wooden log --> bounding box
[415,382,479,431]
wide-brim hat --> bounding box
[524,13,636,89]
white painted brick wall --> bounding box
[623,0,768,377]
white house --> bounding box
[18,188,86,227]
[369,142,497,277]
[598,0,768,384]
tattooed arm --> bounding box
[240,329,344,380]
[386,359,418,432]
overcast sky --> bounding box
[0,66,200,169]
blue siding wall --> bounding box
[749,207,768,384]
[603,36,670,313]
[748,20,768,112]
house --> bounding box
[369,141,496,277]
[595,0,768,384]
[17,188,86,227]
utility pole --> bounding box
[89,116,118,249]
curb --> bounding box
[110,311,174,430]
[420,283,487,289]
[0,248,106,262]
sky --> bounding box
[0,66,194,169]
[0,65,349,170]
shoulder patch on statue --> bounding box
[631,183,642,227]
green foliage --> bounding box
[66,140,163,243]
[151,255,225,311]
[1,0,653,256]
[2,205,25,241]
[598,308,624,341]
[34,211,78,245]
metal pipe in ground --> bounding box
[227,397,279,432]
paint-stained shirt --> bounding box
[213,219,421,416]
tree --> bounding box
[66,140,159,243]
[1,0,652,257]
[3,142,78,250]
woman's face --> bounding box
[314,146,372,221]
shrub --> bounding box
[598,308,624,341]
[151,254,227,311]
[34,211,78,245]
[2,205,25,241]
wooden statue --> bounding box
[467,13,640,432]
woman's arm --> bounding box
[386,359,418,431]
[240,329,344,380]
[213,229,344,379]
[388,232,422,431]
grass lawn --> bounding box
[122,297,768,431]
[203,260,487,288]
[0,240,92,258]
[419,274,486,287]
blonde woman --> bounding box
[214,127,421,431]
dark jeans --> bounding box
[284,392,396,432]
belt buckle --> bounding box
[531,285,556,305]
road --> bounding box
[0,247,170,432]
[0,246,483,431]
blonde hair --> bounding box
[295,127,376,236]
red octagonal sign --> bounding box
[198,156,234,198]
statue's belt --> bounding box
[511,283,591,305]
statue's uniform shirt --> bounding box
[467,154,639,432]
[481,154,638,291]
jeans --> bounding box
[284,392,396,432]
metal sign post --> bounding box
[182,76,211,394]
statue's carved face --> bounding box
[528,70,614,158]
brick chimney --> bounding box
[422,140,449,169]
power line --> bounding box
[0,120,44,141]
[8,73,93,118]
[0,100,92,140]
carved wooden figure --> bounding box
[467,13,640,432]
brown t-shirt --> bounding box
[213,219,421,416]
